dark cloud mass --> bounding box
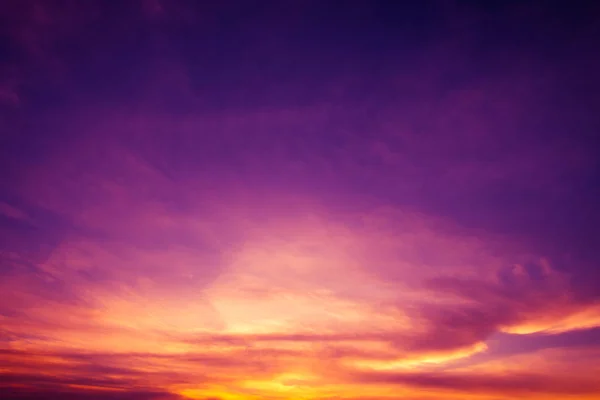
[1,1,599,399]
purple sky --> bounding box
[1,1,600,399]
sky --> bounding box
[1,0,600,399]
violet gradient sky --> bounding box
[1,1,600,399]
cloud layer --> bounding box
[1,1,600,399]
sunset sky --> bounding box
[1,1,600,399]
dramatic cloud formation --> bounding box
[1,1,599,399]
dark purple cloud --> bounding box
[350,369,600,395]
